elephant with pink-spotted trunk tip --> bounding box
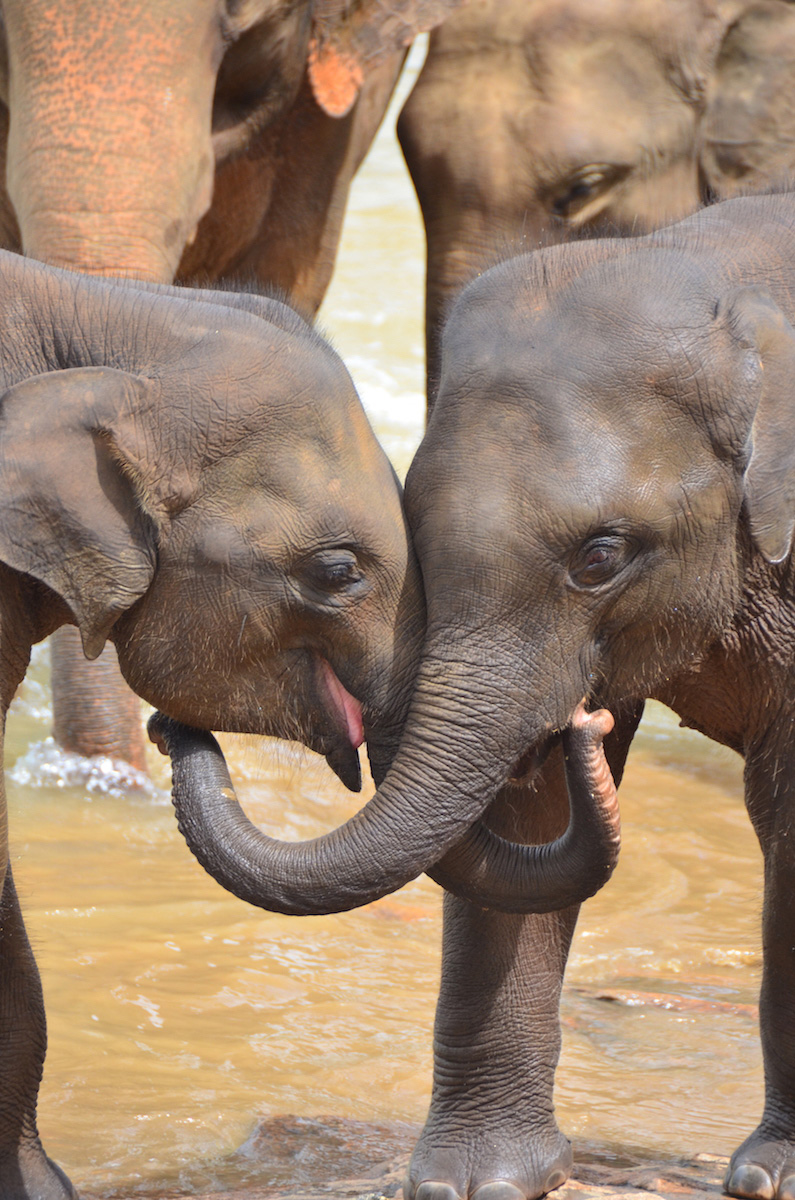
[383,188,795,1200]
[0,0,461,770]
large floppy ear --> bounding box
[0,366,160,659]
[720,287,795,563]
[308,0,462,118]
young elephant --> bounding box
[0,251,431,1199]
[394,189,795,1200]
[149,191,795,1200]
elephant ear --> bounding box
[0,367,161,659]
[720,287,795,563]
[308,0,463,117]
[700,1,795,198]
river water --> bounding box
[5,46,763,1199]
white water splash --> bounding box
[9,736,166,800]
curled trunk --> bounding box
[149,700,619,917]
[428,703,620,912]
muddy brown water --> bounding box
[6,46,763,1200]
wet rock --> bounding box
[571,985,758,1020]
[566,1148,728,1200]
[80,1120,729,1200]
[232,1115,420,1190]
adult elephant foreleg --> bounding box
[725,740,795,1200]
[50,627,147,768]
[406,706,641,1200]
[0,866,76,1199]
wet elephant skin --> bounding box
[397,189,795,1200]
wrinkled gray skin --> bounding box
[398,0,795,402]
[0,252,429,1199]
[394,189,795,1200]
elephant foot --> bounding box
[405,1119,572,1200]
[0,1139,78,1200]
[726,1126,795,1200]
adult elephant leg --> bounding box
[180,50,407,314]
[725,742,795,1200]
[50,627,147,768]
[0,866,76,1199]
[407,707,641,1200]
[3,0,219,772]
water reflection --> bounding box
[5,46,763,1200]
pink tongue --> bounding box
[320,658,365,748]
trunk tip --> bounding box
[570,699,615,741]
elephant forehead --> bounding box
[410,422,733,575]
[155,316,375,453]
[193,430,407,568]
[524,425,728,524]
[440,247,715,404]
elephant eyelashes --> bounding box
[550,164,630,222]
[567,534,639,589]
[295,548,365,599]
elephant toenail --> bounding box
[543,1170,568,1194]
[726,1164,775,1200]
[471,1181,525,1200]
[777,1175,795,1200]
[414,1183,462,1200]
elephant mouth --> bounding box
[315,656,365,794]
[507,735,556,787]
[427,701,621,912]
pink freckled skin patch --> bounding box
[308,38,363,118]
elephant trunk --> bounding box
[3,0,217,282]
[428,702,620,912]
[150,673,620,917]
[150,708,505,916]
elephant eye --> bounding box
[549,164,630,222]
[568,535,637,589]
[296,548,364,596]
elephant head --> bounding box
[0,255,412,860]
[384,195,795,910]
[0,0,465,772]
[0,256,426,744]
[398,0,795,401]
